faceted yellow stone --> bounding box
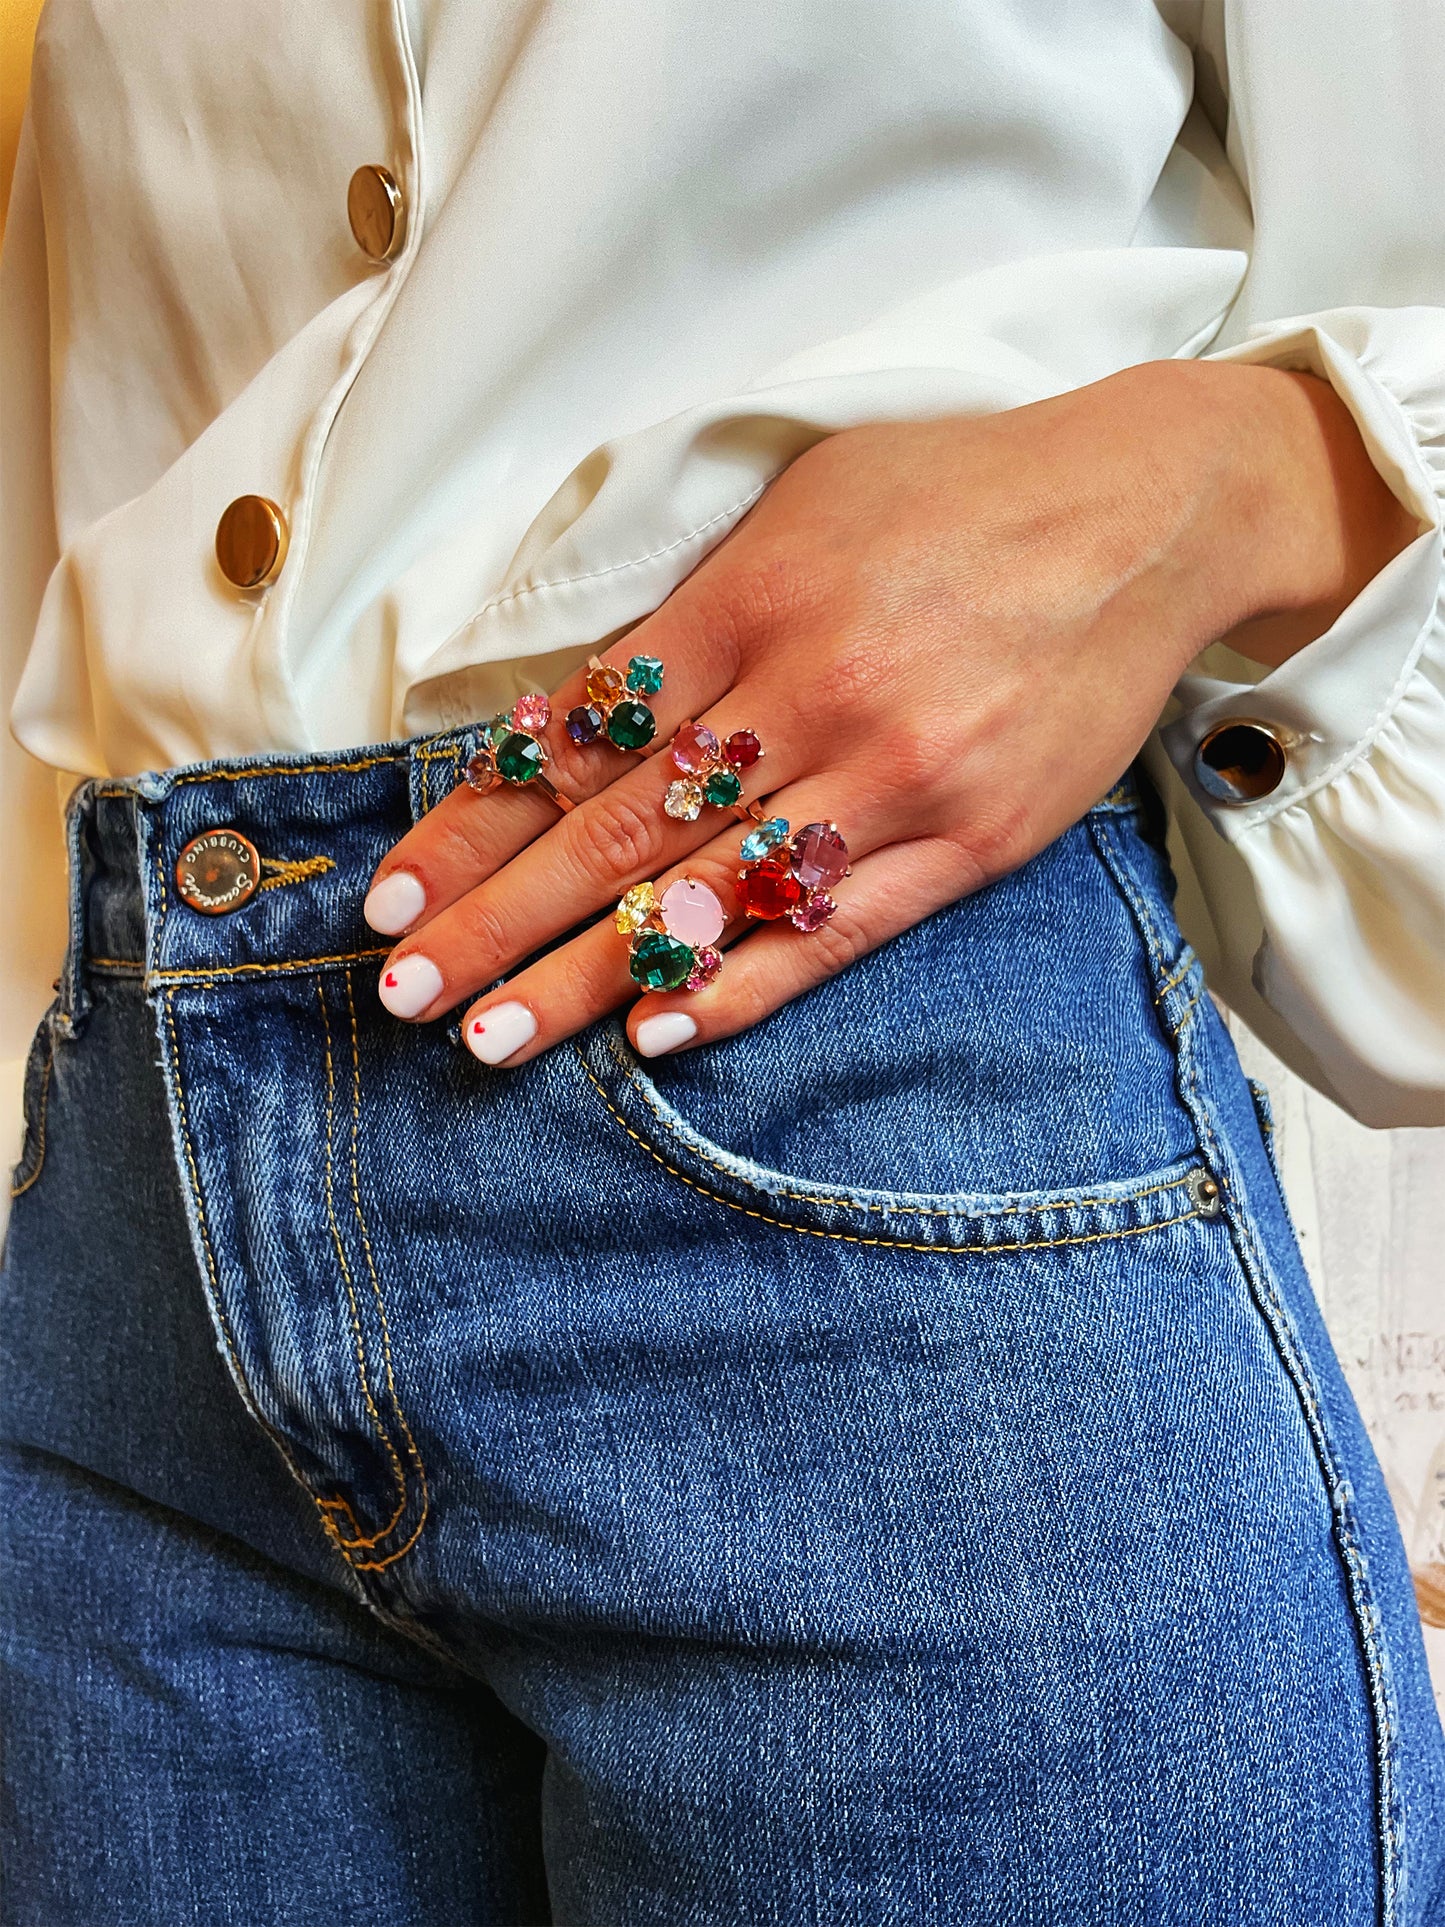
[615,882,657,935]
[586,664,626,706]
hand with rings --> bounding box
[363,362,1413,1063]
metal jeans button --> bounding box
[174,829,262,913]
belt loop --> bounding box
[408,724,482,826]
[54,780,98,1039]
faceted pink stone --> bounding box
[791,889,836,933]
[686,946,723,991]
[511,692,551,732]
[659,877,726,948]
[790,822,849,891]
[671,722,720,776]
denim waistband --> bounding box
[59,725,489,1029]
[58,725,1157,1029]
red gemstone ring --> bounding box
[664,722,765,823]
[735,818,850,932]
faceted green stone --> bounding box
[479,711,510,748]
[703,768,742,808]
[629,932,695,991]
[626,654,665,695]
[494,730,546,784]
[607,701,656,749]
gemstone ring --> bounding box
[664,722,765,823]
[616,876,727,992]
[464,695,576,812]
[735,818,850,933]
[567,654,665,754]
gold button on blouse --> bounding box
[1193,719,1288,804]
[215,495,288,590]
[348,164,405,262]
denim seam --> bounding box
[7,1028,54,1201]
[160,987,342,1548]
[578,1054,1206,1254]
[1087,810,1401,1919]
[1181,1008,1402,1921]
[598,1034,1199,1221]
[313,974,429,1569]
[148,949,391,984]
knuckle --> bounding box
[454,893,512,974]
[804,906,869,976]
[577,787,667,881]
[427,799,497,875]
[725,971,775,1034]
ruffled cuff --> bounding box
[1157,308,1445,1125]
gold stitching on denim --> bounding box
[598,1033,1196,1221]
[171,754,405,786]
[316,981,414,1553]
[259,854,337,891]
[340,969,429,1570]
[578,1056,1205,1255]
[148,949,390,984]
[85,956,144,971]
[161,988,323,1518]
[1154,950,1197,1003]
[8,1039,53,1200]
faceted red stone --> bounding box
[722,729,762,770]
[735,858,802,920]
[790,822,849,891]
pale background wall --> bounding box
[3,0,1442,1709]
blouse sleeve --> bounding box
[1150,1,1445,1129]
[1,111,72,1139]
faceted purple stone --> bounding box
[790,822,849,891]
[566,704,605,745]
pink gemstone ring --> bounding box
[664,722,765,824]
[615,876,727,993]
[735,818,849,932]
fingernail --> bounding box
[465,1001,538,1066]
[364,870,426,934]
[635,1011,698,1058]
[378,953,444,1018]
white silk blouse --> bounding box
[1,0,1443,1125]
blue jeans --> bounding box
[2,729,1442,1926]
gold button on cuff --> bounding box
[1194,719,1288,804]
[175,829,262,915]
[215,495,288,590]
[348,163,404,262]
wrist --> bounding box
[1160,360,1421,669]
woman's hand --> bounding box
[362,359,1417,1064]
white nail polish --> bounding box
[364,870,426,934]
[378,953,444,1019]
[465,1001,538,1066]
[635,1011,698,1058]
